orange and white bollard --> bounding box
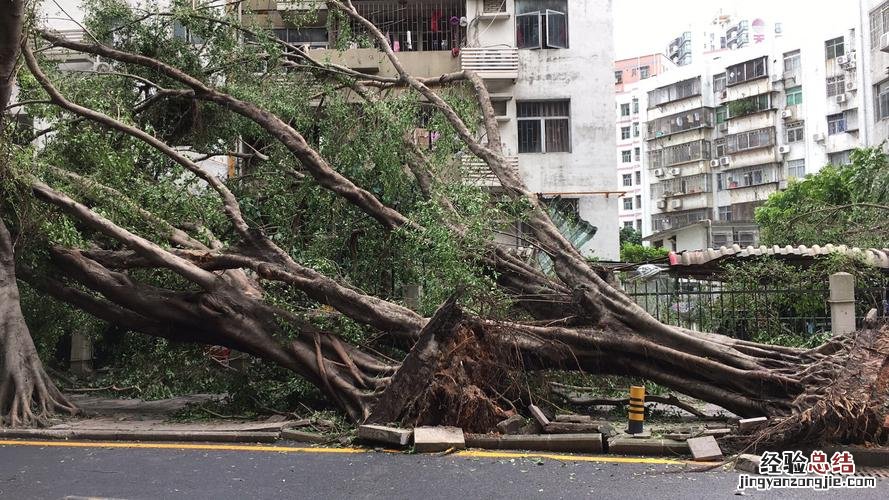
[628,385,645,434]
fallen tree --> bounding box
[1,1,886,446]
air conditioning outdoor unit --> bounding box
[654,168,665,177]
[656,200,667,209]
[670,168,681,176]
[813,133,825,142]
[710,159,721,167]
[718,122,729,132]
[670,199,683,209]
[845,80,857,92]
[835,94,847,104]
[781,109,793,119]
[837,55,848,66]
[720,156,732,167]
[778,145,791,154]
[881,33,889,53]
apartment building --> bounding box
[642,27,865,252]
[860,0,889,145]
[614,54,674,235]
[666,12,779,68]
[241,1,619,258]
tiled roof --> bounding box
[669,244,889,269]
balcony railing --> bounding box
[461,47,519,79]
[461,155,518,187]
[42,29,89,60]
[646,107,714,140]
[648,139,711,169]
[648,77,702,108]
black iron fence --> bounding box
[621,276,889,341]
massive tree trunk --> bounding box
[0,0,77,426]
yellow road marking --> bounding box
[0,439,687,465]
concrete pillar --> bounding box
[829,272,856,336]
[69,332,93,375]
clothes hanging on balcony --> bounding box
[431,11,442,33]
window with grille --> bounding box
[623,198,633,210]
[634,148,641,162]
[785,86,803,106]
[349,1,466,52]
[621,127,631,140]
[783,50,801,74]
[827,113,847,135]
[726,57,767,86]
[622,174,632,186]
[825,37,845,60]
[620,103,630,116]
[634,170,641,184]
[517,100,570,153]
[826,75,845,97]
[717,165,774,190]
[727,94,771,118]
[869,2,889,47]
[615,71,623,84]
[633,122,640,137]
[876,80,889,120]
[632,98,639,114]
[718,205,733,221]
[624,221,635,228]
[785,121,805,143]
[621,150,632,163]
[787,159,805,179]
[516,0,569,49]
[484,0,507,13]
[713,73,727,93]
[829,150,852,165]
[723,127,776,154]
[716,106,727,124]
[640,66,650,79]
[648,78,702,107]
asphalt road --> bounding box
[0,441,886,499]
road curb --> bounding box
[0,428,280,443]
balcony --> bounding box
[461,48,519,80]
[646,107,714,140]
[310,48,460,79]
[42,29,92,61]
[648,139,711,169]
[648,77,702,108]
[461,155,518,187]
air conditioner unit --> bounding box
[836,55,848,66]
[656,200,667,209]
[720,156,732,167]
[835,94,847,104]
[710,159,721,167]
[778,145,791,154]
[781,109,793,119]
[845,80,857,92]
[669,168,681,176]
[654,168,665,177]
[92,61,112,73]
[718,122,729,132]
[881,32,889,53]
[670,199,683,209]
[813,133,825,142]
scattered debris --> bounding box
[413,426,465,453]
[687,436,723,462]
[357,425,413,447]
[543,422,600,434]
[554,414,592,423]
[608,437,690,456]
[280,429,328,444]
[528,405,551,427]
[630,430,652,439]
[496,415,524,435]
[465,433,603,453]
[734,454,761,473]
[738,417,768,432]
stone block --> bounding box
[413,426,465,453]
[608,437,689,456]
[735,454,761,473]
[555,414,592,423]
[357,425,412,447]
[465,433,602,453]
[738,417,768,432]
[496,415,524,435]
[701,428,732,437]
[528,404,551,426]
[687,436,723,461]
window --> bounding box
[727,94,771,118]
[783,50,801,74]
[718,166,773,190]
[622,174,632,186]
[632,122,640,137]
[826,75,845,97]
[718,205,733,221]
[647,140,711,168]
[623,198,633,210]
[829,150,852,165]
[621,126,631,140]
[621,150,632,163]
[827,113,847,135]
[726,57,767,86]
[623,221,634,228]
[640,66,650,79]
[632,98,639,114]
[620,103,630,116]
[634,170,641,184]
[516,1,568,49]
[648,78,701,107]
[825,37,845,60]
[716,105,728,124]
[786,121,805,143]
[634,148,641,162]
[517,100,570,153]
[713,73,727,94]
[635,195,642,209]
[636,219,642,232]
[785,86,803,106]
[715,138,726,157]
[869,2,889,47]
[615,71,623,84]
[787,159,805,179]
[722,127,776,154]
[876,80,889,120]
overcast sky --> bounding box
[613,0,860,60]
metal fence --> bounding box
[621,275,889,341]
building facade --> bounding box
[614,54,674,235]
[860,0,889,145]
[642,26,865,252]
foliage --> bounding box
[619,226,642,246]
[619,243,668,263]
[756,147,889,247]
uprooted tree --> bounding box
[1,1,887,447]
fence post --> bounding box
[69,332,93,375]
[829,272,856,336]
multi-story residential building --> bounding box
[243,0,620,259]
[666,12,777,68]
[860,0,889,145]
[615,54,675,235]
[642,26,865,252]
